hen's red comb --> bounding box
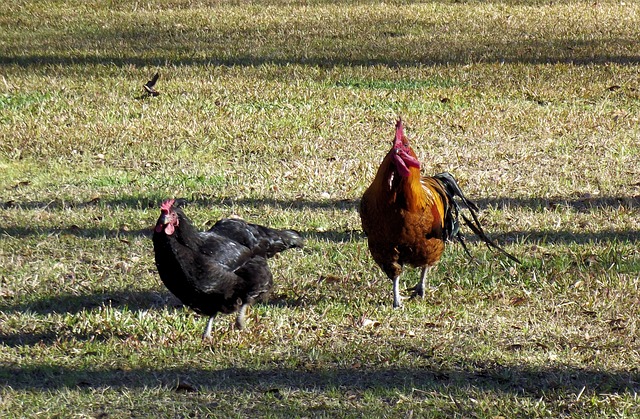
[160,199,175,213]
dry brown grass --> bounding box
[1,0,639,417]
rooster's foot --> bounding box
[411,267,433,299]
[412,283,425,298]
[392,276,406,309]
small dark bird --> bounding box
[143,72,160,96]
[360,118,519,308]
[152,199,304,339]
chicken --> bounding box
[152,199,304,339]
[359,118,519,308]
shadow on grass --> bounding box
[0,362,638,398]
[0,289,312,317]
[0,290,179,317]
[1,195,359,212]
[2,195,639,245]
[3,194,639,212]
[0,290,314,348]
[2,224,638,246]
[2,40,640,69]
[4,53,640,69]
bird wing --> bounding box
[145,72,159,88]
[197,230,253,271]
[194,251,272,301]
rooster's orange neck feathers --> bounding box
[369,151,427,213]
[368,120,443,218]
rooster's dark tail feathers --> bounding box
[433,172,520,264]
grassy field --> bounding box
[1,0,639,416]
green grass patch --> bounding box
[0,92,50,110]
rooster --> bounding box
[152,199,304,339]
[359,118,519,308]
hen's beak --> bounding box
[155,214,169,233]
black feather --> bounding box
[144,72,160,96]
[433,172,520,264]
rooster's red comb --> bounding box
[160,199,175,213]
[395,118,405,144]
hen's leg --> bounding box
[392,276,403,309]
[235,303,249,330]
[202,315,216,340]
[414,266,431,298]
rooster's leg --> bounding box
[202,315,216,340]
[414,266,431,298]
[392,276,403,309]
[235,303,249,330]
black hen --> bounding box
[152,199,304,339]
